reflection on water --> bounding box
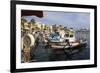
[74,31,90,60]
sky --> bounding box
[23,11,90,30]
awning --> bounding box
[21,10,43,18]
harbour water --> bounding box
[28,31,90,62]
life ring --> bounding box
[22,33,35,49]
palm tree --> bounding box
[30,18,36,25]
[41,24,43,30]
[29,18,36,31]
[28,22,32,28]
[30,18,36,28]
[21,17,27,29]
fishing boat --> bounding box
[46,28,87,53]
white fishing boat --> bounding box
[46,28,87,51]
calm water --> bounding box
[74,31,90,60]
[28,31,90,62]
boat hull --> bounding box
[45,41,87,54]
